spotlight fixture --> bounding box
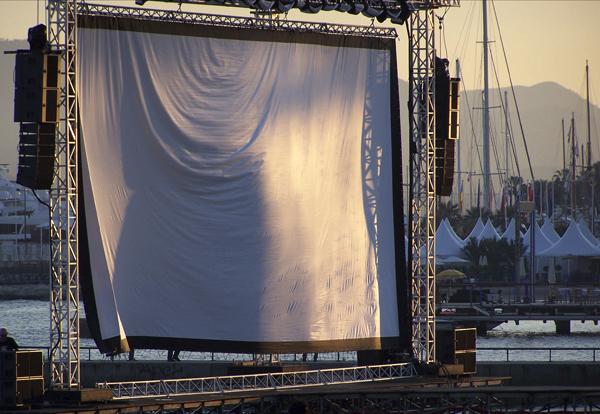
[321,0,338,11]
[376,1,401,23]
[347,0,364,15]
[300,0,323,14]
[361,0,383,19]
[275,0,295,12]
[337,1,351,12]
[390,0,413,25]
[256,0,275,9]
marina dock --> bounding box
[437,301,600,334]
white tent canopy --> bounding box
[501,218,520,241]
[444,218,465,245]
[578,218,600,246]
[437,256,469,265]
[541,219,561,244]
[477,219,500,243]
[465,218,484,242]
[522,220,555,255]
[436,219,466,258]
[538,220,600,257]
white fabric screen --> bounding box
[77,15,401,353]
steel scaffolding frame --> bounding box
[45,0,457,389]
[408,6,436,363]
[77,2,397,37]
[47,0,80,388]
[45,1,398,389]
[102,363,418,399]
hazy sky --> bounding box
[1,0,599,95]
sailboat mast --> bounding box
[456,59,462,210]
[587,60,592,170]
[562,119,566,173]
[572,114,577,218]
[586,61,594,231]
[482,0,491,211]
[505,90,509,228]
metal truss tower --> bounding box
[408,0,458,363]
[407,6,436,364]
[47,0,80,388]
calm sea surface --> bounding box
[2,299,599,362]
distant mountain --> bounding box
[505,81,599,180]
[397,79,600,182]
[1,39,598,183]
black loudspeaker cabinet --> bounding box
[435,327,476,374]
[17,122,56,190]
[0,377,44,406]
[433,56,459,197]
[435,138,455,196]
[14,51,61,123]
[0,351,44,407]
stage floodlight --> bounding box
[135,0,147,5]
[362,1,383,18]
[337,1,351,12]
[390,0,412,25]
[322,0,338,11]
[275,0,294,12]
[347,0,364,15]
[300,0,323,13]
[376,2,401,23]
[256,0,275,9]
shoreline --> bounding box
[0,284,49,300]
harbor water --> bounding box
[2,299,600,362]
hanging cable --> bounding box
[491,0,534,182]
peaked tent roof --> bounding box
[522,220,555,255]
[578,219,600,246]
[444,218,465,245]
[465,218,484,242]
[541,219,561,244]
[501,218,521,241]
[538,220,600,257]
[436,219,466,257]
[477,219,500,242]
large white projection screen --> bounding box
[77,14,404,354]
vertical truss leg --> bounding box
[408,8,436,363]
[47,0,80,388]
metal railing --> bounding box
[22,346,600,363]
[98,363,418,399]
[477,347,600,362]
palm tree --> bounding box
[461,206,492,240]
[461,238,517,282]
[436,200,461,232]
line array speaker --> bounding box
[434,57,460,196]
[14,51,61,123]
[16,122,56,190]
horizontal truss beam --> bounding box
[101,363,418,398]
[79,2,398,37]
